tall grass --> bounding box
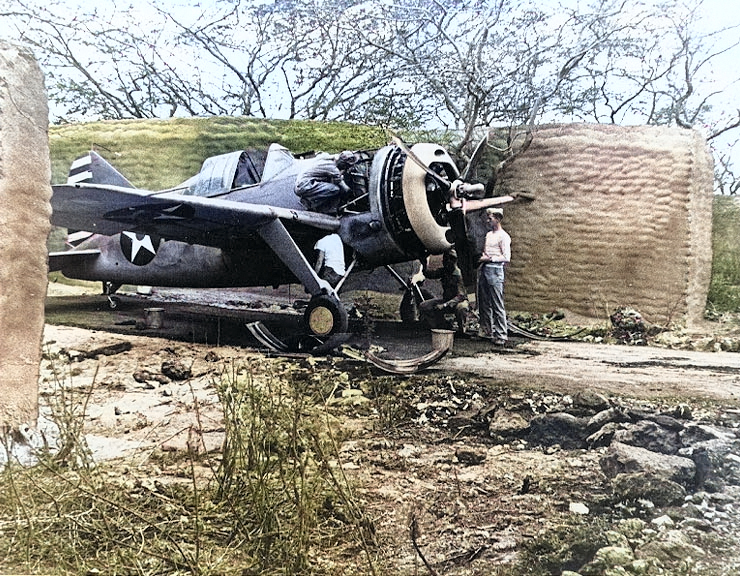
[708,196,740,312]
[214,360,377,575]
[0,355,377,575]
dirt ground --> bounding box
[35,284,740,575]
[44,281,740,404]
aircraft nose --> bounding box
[401,143,457,254]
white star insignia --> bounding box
[123,232,156,261]
[154,204,188,220]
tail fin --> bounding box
[67,151,134,188]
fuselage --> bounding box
[53,142,460,289]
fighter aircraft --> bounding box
[49,139,517,342]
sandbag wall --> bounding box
[0,41,51,426]
[486,124,714,327]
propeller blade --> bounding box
[460,133,489,182]
[391,136,452,190]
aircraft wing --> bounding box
[50,183,340,247]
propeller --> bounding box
[390,135,453,190]
[460,132,489,183]
[391,132,490,198]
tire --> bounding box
[303,294,349,337]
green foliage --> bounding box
[212,359,377,574]
[708,196,740,312]
[517,519,609,575]
[0,356,377,576]
[50,117,388,189]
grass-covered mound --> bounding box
[49,117,390,189]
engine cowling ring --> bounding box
[401,143,457,255]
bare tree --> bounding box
[3,0,410,123]
[3,0,740,189]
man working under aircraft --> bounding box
[313,233,346,287]
[419,248,469,335]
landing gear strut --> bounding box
[103,281,121,309]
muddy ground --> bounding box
[35,283,740,575]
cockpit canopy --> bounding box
[181,144,297,197]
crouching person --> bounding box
[419,249,469,335]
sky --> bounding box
[3,0,740,159]
[696,0,740,111]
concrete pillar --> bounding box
[0,41,51,428]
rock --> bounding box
[527,412,588,449]
[691,447,714,491]
[587,422,620,448]
[650,515,674,529]
[580,546,635,575]
[455,446,487,466]
[587,407,628,432]
[681,423,735,445]
[612,421,682,455]
[611,473,687,506]
[636,529,705,564]
[133,370,170,385]
[682,425,740,488]
[617,518,647,540]
[599,442,696,487]
[679,517,713,531]
[574,390,610,409]
[670,404,693,420]
[488,409,530,439]
[161,359,192,381]
[68,341,133,361]
[648,414,684,430]
[133,370,152,383]
[604,530,631,549]
[627,558,653,574]
[652,330,691,348]
[569,502,590,515]
[448,412,485,433]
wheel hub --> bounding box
[308,305,335,336]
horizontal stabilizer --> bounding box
[48,249,101,272]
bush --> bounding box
[708,196,740,312]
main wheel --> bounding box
[303,294,349,338]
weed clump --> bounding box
[214,361,377,574]
[517,519,609,575]
[0,356,377,575]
